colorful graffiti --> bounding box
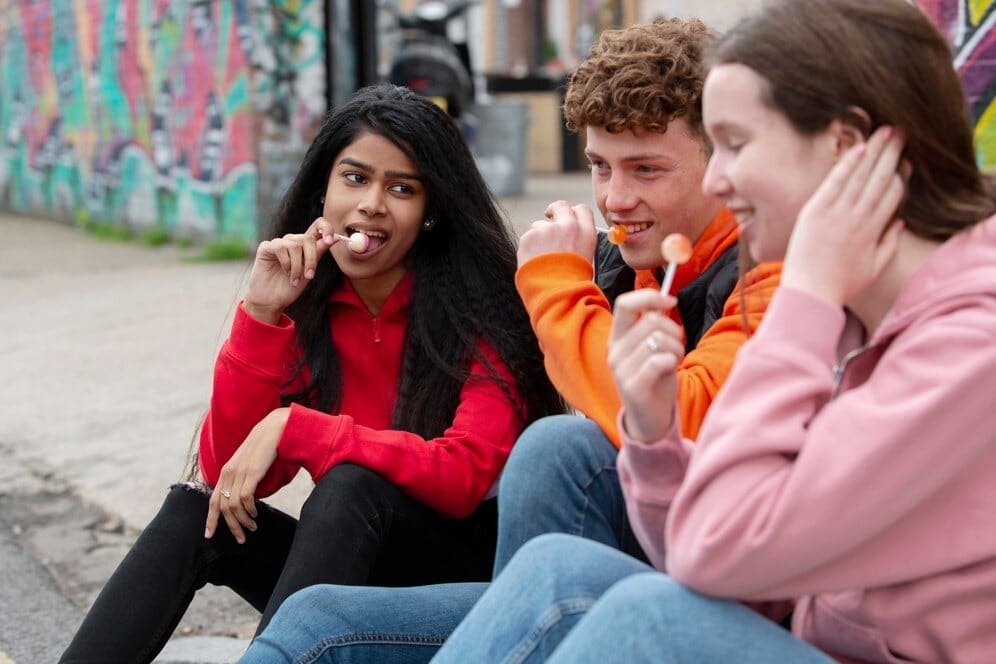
[919,0,996,169]
[0,0,326,241]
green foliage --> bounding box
[193,237,252,261]
[88,222,134,242]
[140,226,170,246]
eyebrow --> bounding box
[338,157,423,181]
[705,121,738,134]
[584,149,675,164]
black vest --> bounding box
[593,232,739,353]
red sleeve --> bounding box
[198,303,303,495]
[276,342,525,518]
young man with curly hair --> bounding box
[493,16,781,573]
[241,19,782,662]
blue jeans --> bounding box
[241,582,488,663]
[242,415,645,663]
[432,534,834,664]
[494,415,647,574]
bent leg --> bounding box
[432,533,653,664]
[61,484,296,664]
[242,582,488,664]
[258,464,496,632]
[548,574,833,664]
[495,415,646,575]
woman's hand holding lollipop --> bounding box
[609,289,686,443]
[243,217,372,324]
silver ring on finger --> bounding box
[646,336,660,353]
[221,489,232,500]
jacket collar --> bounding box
[633,208,739,292]
[874,214,996,342]
[328,272,414,320]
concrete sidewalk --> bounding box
[0,172,593,662]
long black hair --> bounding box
[273,84,564,439]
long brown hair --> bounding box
[713,0,995,242]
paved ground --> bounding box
[0,173,593,662]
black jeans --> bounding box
[60,463,498,664]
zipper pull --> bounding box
[372,317,382,344]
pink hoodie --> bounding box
[618,214,996,663]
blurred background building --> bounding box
[0,0,991,242]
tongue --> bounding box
[363,234,386,252]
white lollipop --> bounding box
[333,232,371,253]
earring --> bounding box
[423,218,437,230]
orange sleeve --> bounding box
[516,252,624,445]
[674,262,782,439]
[516,253,781,448]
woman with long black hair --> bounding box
[61,83,563,663]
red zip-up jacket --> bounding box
[198,274,525,519]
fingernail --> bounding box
[237,536,245,544]
[856,143,867,155]
[291,278,300,287]
[204,528,211,538]
[305,269,315,279]
[882,126,893,139]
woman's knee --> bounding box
[598,573,714,628]
[501,416,613,493]
[300,464,401,524]
[155,484,211,528]
[128,484,213,553]
[507,533,619,577]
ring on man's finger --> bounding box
[646,336,660,353]
[221,490,232,500]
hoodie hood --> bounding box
[875,214,996,342]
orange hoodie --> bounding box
[515,209,780,446]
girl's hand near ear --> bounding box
[609,289,685,443]
[782,126,906,307]
[244,218,336,324]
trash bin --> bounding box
[469,99,529,196]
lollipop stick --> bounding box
[660,262,677,295]
[331,233,349,243]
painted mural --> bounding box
[919,0,996,169]
[0,0,326,242]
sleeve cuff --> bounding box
[226,302,297,376]
[515,252,596,300]
[276,402,344,480]
[617,408,690,500]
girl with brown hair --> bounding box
[424,1,996,661]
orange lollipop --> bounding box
[607,225,628,245]
[660,233,692,294]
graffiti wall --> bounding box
[919,0,996,169]
[0,0,326,242]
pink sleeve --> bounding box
[663,288,996,599]
[617,412,695,569]
[276,342,525,518]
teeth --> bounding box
[620,222,651,233]
[347,228,387,239]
